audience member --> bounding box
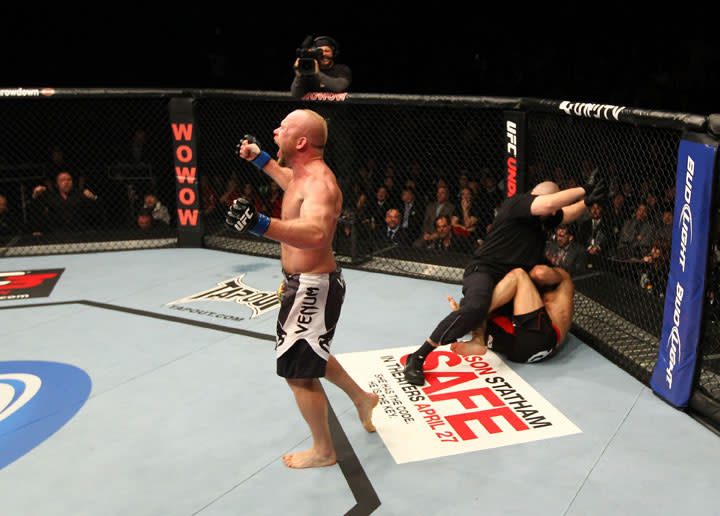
[29,171,100,234]
[576,201,610,269]
[615,203,655,259]
[654,209,673,243]
[367,186,393,224]
[135,207,173,236]
[451,186,482,242]
[414,185,456,248]
[142,193,170,225]
[545,225,588,277]
[426,215,474,254]
[639,238,671,295]
[399,187,423,238]
[374,208,410,248]
[136,208,155,231]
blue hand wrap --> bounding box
[251,150,271,169]
[250,213,270,236]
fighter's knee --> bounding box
[532,264,557,281]
[509,267,530,282]
[529,265,550,282]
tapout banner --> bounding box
[651,135,718,408]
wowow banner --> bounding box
[336,346,581,464]
[651,136,718,408]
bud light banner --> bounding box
[651,136,718,408]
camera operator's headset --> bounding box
[313,36,339,58]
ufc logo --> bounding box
[234,207,253,230]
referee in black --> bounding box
[404,174,606,385]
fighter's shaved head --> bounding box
[530,181,560,195]
[287,109,327,149]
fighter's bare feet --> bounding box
[282,448,337,469]
[357,392,379,432]
[451,340,488,356]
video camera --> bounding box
[295,35,329,76]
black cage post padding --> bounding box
[169,97,203,247]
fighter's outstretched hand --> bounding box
[581,167,607,207]
[584,175,607,207]
[236,134,272,170]
[581,168,601,196]
[237,134,262,161]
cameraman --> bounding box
[291,36,352,99]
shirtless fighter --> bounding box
[226,109,378,469]
[448,264,574,363]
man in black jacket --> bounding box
[291,36,351,99]
[404,174,606,385]
[374,208,411,248]
[29,171,100,234]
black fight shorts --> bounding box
[487,307,561,363]
[275,268,345,378]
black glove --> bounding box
[581,168,601,195]
[225,197,270,236]
[235,134,260,158]
[584,176,607,207]
[236,134,271,169]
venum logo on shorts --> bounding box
[0,361,92,469]
[167,274,280,319]
[0,269,64,301]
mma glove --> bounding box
[225,197,270,237]
[584,176,607,207]
[236,134,271,169]
[581,168,601,196]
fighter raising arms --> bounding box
[228,109,378,469]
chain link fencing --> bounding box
[0,93,178,256]
[0,89,718,432]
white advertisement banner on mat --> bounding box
[336,346,581,464]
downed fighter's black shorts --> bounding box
[487,306,561,363]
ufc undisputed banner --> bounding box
[337,346,581,464]
[504,110,526,198]
[651,136,718,408]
